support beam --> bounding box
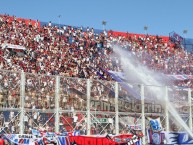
[141,84,145,145]
[20,71,25,134]
[188,88,192,130]
[86,79,91,135]
[165,86,169,132]
[115,82,119,135]
[55,76,60,132]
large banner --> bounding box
[147,131,193,144]
[3,134,35,145]
[108,30,169,42]
[70,134,143,145]
[164,131,193,144]
[167,74,193,80]
[106,70,141,100]
[109,70,193,81]
[128,124,142,131]
[3,133,70,145]
[2,132,143,145]
[0,15,40,28]
[1,43,26,50]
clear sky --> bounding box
[1,0,193,38]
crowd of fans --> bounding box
[0,14,193,134]
[0,15,192,86]
[0,69,120,134]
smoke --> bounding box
[112,44,193,138]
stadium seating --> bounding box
[0,14,192,135]
[0,14,192,83]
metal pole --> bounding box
[86,79,91,135]
[165,86,169,131]
[55,76,60,132]
[20,71,25,134]
[141,84,145,145]
[188,88,192,130]
[58,15,61,28]
[115,82,119,135]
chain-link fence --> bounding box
[0,69,192,144]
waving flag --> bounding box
[32,129,41,137]
[72,130,80,136]
[57,136,70,145]
[147,117,162,132]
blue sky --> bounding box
[1,0,193,38]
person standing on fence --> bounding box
[73,114,78,128]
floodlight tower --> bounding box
[183,29,188,38]
[144,26,148,35]
[183,29,188,48]
[102,21,107,31]
[58,15,61,28]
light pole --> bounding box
[102,21,107,31]
[144,26,148,35]
[183,29,188,38]
[183,29,188,46]
[58,15,61,28]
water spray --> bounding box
[112,45,193,138]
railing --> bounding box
[0,69,192,144]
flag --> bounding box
[72,130,80,136]
[147,117,162,132]
[147,129,164,144]
[146,129,153,144]
[34,138,44,145]
[32,129,41,137]
[163,131,193,144]
[103,69,141,100]
[135,139,142,145]
[57,136,70,145]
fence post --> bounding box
[188,88,192,130]
[141,84,145,145]
[55,76,60,133]
[165,86,169,132]
[86,79,91,135]
[115,82,119,135]
[20,71,25,134]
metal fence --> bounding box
[0,69,192,144]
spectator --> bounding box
[0,14,192,135]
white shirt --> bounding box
[73,115,78,123]
[24,115,28,122]
[34,113,38,119]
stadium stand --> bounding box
[0,14,193,135]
